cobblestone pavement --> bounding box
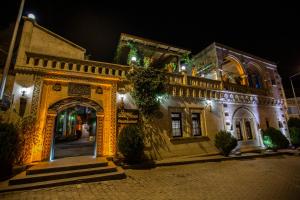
[1,156,300,200]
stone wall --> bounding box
[16,18,86,68]
[121,89,288,159]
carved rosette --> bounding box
[52,83,62,91]
[41,111,56,160]
[31,75,43,116]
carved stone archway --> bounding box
[231,107,260,145]
[41,97,104,161]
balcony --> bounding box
[167,72,268,97]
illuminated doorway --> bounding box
[53,106,97,159]
[232,107,261,147]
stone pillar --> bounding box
[181,70,187,85]
[96,113,104,157]
[109,84,117,156]
[63,111,67,136]
[41,111,57,161]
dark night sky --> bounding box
[1,0,300,97]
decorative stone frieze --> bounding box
[31,75,42,116]
[68,83,91,97]
[109,83,117,155]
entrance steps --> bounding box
[0,156,125,193]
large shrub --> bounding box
[289,127,300,147]
[117,124,144,164]
[262,127,289,150]
[288,117,300,129]
[0,123,21,178]
[215,130,237,156]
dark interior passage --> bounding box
[53,106,96,159]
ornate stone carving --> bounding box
[43,98,105,160]
[68,83,91,97]
[96,114,104,156]
[31,75,42,116]
[52,83,62,91]
[42,112,56,161]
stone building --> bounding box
[0,17,289,162]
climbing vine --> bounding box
[127,42,142,66]
[181,53,193,69]
[127,66,168,119]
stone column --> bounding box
[41,111,57,161]
[181,70,187,85]
[63,111,67,136]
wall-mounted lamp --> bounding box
[205,100,212,112]
[181,65,186,71]
[19,90,27,117]
[118,88,126,110]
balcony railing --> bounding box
[20,52,130,79]
[168,73,221,90]
[223,82,268,96]
[167,73,269,96]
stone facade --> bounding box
[0,17,289,162]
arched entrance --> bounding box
[53,106,97,159]
[232,107,260,146]
[41,97,104,161]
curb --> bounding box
[121,151,299,169]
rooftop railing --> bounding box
[20,52,130,79]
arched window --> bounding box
[246,63,264,89]
[221,56,247,86]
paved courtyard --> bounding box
[1,155,300,200]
